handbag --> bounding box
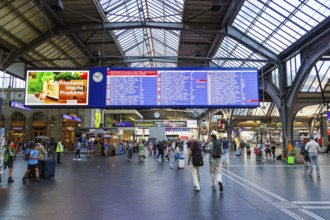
[288,156,294,165]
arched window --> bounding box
[31,112,47,122]
[11,112,25,122]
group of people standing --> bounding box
[1,138,63,184]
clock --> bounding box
[92,72,103,83]
[154,111,160,118]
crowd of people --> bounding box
[0,135,325,189]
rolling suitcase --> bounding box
[178,159,184,168]
[247,148,251,155]
[236,149,241,156]
[39,159,56,179]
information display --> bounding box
[25,67,259,108]
[91,67,259,108]
[25,70,89,106]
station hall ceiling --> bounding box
[0,0,329,119]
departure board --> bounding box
[89,67,259,108]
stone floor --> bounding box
[1,150,330,220]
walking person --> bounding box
[87,140,94,159]
[270,141,276,159]
[138,141,145,162]
[22,143,42,183]
[73,139,81,160]
[56,139,63,164]
[103,140,109,157]
[208,134,223,192]
[222,137,229,165]
[3,141,16,183]
[305,136,322,177]
[127,141,134,161]
[170,141,184,168]
[264,139,272,159]
[156,140,165,162]
[187,141,204,192]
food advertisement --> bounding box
[25,70,89,106]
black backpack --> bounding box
[192,147,203,166]
[211,140,222,158]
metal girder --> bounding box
[69,22,185,32]
[286,42,330,107]
[24,55,270,64]
[123,57,178,63]
[226,26,279,62]
[279,16,330,60]
[39,0,97,65]
[39,0,67,29]
[69,33,99,64]
[262,79,281,109]
[206,0,245,58]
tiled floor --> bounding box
[1,150,330,220]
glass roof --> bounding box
[212,37,266,69]
[233,102,272,116]
[300,60,330,92]
[98,0,183,67]
[296,104,323,116]
[186,108,209,118]
[232,0,330,54]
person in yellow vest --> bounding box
[56,139,63,164]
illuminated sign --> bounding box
[25,70,89,106]
[9,101,31,111]
[115,122,132,127]
[62,114,81,122]
[89,67,259,108]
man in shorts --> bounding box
[3,141,16,183]
[22,143,42,183]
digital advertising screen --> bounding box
[89,67,259,108]
[25,70,89,106]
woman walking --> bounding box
[187,141,204,191]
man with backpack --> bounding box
[3,141,16,183]
[208,134,223,192]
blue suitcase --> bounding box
[39,159,56,179]
[236,149,241,156]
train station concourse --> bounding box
[0,0,330,219]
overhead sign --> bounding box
[89,67,259,108]
[25,70,89,106]
[135,120,188,128]
[62,114,81,122]
[9,101,31,111]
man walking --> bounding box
[305,136,322,177]
[208,134,223,192]
[222,137,229,165]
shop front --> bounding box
[62,114,82,151]
[11,123,25,143]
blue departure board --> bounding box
[88,67,259,108]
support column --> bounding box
[321,116,328,147]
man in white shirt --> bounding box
[305,136,322,177]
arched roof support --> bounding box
[286,42,330,108]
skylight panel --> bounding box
[213,37,267,69]
[99,0,183,67]
[233,0,330,54]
